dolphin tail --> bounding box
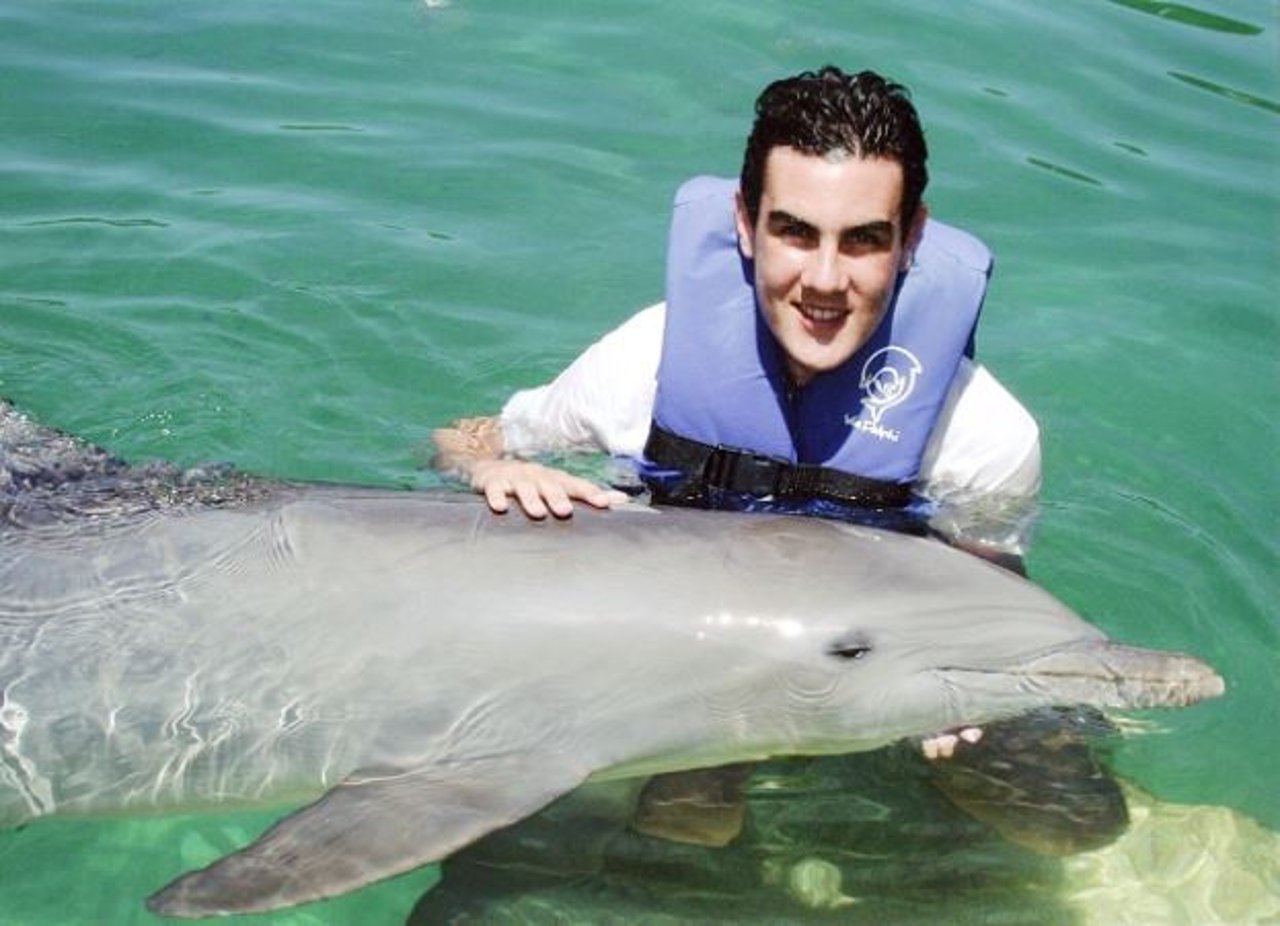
[146,753,589,918]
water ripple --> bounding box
[1106,0,1265,35]
[1025,157,1104,187]
[1168,70,1280,116]
[19,216,169,229]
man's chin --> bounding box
[782,348,856,386]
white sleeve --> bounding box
[500,303,664,457]
[918,358,1042,553]
[919,358,1041,498]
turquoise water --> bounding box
[1,0,1276,922]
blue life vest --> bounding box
[645,175,991,511]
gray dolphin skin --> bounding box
[0,401,1224,918]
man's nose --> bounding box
[801,243,845,292]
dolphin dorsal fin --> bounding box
[0,399,123,493]
[146,753,589,917]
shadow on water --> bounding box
[406,713,1280,925]
[409,742,1093,925]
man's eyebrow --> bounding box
[765,210,895,238]
[844,219,896,238]
[765,209,813,229]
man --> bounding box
[435,67,1039,568]
[435,67,1122,852]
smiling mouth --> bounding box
[797,303,848,325]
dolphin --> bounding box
[0,401,1223,918]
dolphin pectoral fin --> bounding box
[146,756,589,919]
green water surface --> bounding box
[1,0,1276,923]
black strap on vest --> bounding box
[643,425,913,510]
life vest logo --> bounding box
[844,346,923,443]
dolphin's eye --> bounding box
[825,635,873,661]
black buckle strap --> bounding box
[703,445,786,497]
[644,425,912,510]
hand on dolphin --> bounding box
[433,416,628,518]
[469,458,629,519]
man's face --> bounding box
[736,146,925,387]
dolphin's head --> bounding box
[801,617,1225,751]
[700,518,1225,754]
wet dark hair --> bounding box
[740,66,928,232]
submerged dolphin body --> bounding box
[0,402,1223,917]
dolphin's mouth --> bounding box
[938,640,1225,712]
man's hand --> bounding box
[433,416,627,519]
[468,458,628,519]
[922,726,983,760]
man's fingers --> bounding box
[535,472,620,518]
[472,460,625,520]
[481,480,512,514]
[513,481,552,520]
[557,475,626,511]
[921,726,983,761]
[537,478,576,519]
[922,733,958,760]
[583,487,630,509]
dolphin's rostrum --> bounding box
[0,401,1224,917]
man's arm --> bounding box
[918,358,1041,575]
[433,304,665,519]
[432,416,625,519]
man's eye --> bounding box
[841,225,895,252]
[844,229,886,249]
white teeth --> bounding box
[799,305,845,323]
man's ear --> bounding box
[901,202,929,271]
[734,190,756,260]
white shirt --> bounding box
[501,303,1041,553]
